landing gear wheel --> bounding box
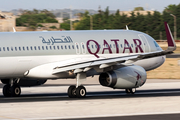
[125,88,136,94]
[11,85,21,97]
[3,84,11,97]
[76,86,86,98]
[68,85,77,98]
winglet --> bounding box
[164,22,176,51]
[13,27,16,32]
[126,25,129,30]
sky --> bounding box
[0,0,180,12]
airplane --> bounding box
[0,22,176,98]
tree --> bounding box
[164,4,177,13]
[73,4,180,40]
[16,9,58,29]
[74,11,91,30]
[60,23,70,30]
[134,7,144,11]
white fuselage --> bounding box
[0,30,165,79]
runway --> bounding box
[166,53,180,58]
[0,79,180,120]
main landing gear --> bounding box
[2,79,21,97]
[68,85,86,98]
[125,88,136,94]
[68,73,87,98]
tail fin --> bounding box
[164,22,176,51]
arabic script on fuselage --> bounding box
[40,36,73,45]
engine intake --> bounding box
[99,65,147,89]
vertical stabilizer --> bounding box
[164,22,176,51]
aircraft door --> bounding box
[138,34,150,52]
[75,43,81,54]
[81,42,86,54]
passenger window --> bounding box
[110,44,112,48]
[34,46,36,50]
[46,46,48,50]
[131,44,133,47]
[3,47,5,51]
[135,43,137,47]
[30,46,33,50]
[65,45,67,49]
[23,47,25,51]
[72,45,74,49]
[53,46,56,50]
[61,46,63,49]
[42,46,44,50]
[125,44,129,47]
[49,46,52,50]
[0,48,1,51]
[38,46,40,50]
[57,46,59,49]
[68,45,71,49]
[7,47,9,51]
[27,46,29,50]
[11,47,13,51]
[121,44,123,48]
[19,47,21,51]
[113,44,115,48]
[91,45,94,49]
[15,47,17,51]
[95,45,97,48]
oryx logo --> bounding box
[134,71,141,81]
[134,71,142,86]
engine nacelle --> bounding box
[1,78,47,87]
[99,65,147,89]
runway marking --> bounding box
[24,111,180,120]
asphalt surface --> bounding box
[65,114,180,120]
[0,80,180,120]
[166,53,180,58]
[0,88,180,103]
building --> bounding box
[119,10,154,17]
[0,11,16,32]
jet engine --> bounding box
[99,65,147,89]
[1,78,47,87]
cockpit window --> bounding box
[154,41,160,47]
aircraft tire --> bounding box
[3,84,11,97]
[11,85,21,97]
[68,85,77,98]
[131,88,136,94]
[76,86,86,98]
[125,88,136,94]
